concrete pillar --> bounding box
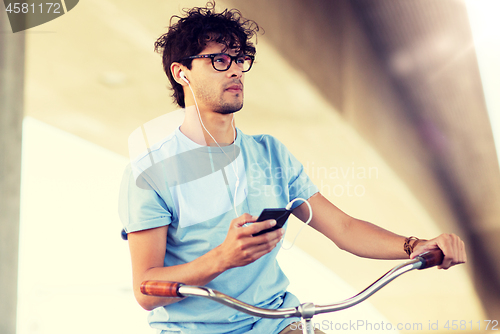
[0,8,25,334]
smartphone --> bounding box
[252,208,291,237]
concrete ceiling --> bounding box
[350,0,498,232]
[350,0,500,316]
[228,0,500,317]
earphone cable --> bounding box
[281,198,313,250]
[186,80,240,217]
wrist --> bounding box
[211,245,229,274]
[404,236,420,257]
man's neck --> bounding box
[180,105,236,147]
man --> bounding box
[119,2,466,334]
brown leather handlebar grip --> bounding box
[140,281,184,297]
[416,249,444,269]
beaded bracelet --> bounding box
[404,236,420,257]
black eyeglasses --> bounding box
[181,53,254,72]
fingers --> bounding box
[232,213,280,237]
[241,235,283,261]
[223,227,283,268]
[237,222,283,248]
[252,227,284,245]
[410,233,466,270]
[435,233,466,270]
[232,213,257,228]
[223,213,284,269]
[451,234,466,265]
[247,219,278,235]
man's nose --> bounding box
[226,60,243,78]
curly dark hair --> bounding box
[154,1,261,108]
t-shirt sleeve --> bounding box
[118,163,172,233]
[276,139,319,209]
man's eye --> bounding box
[214,55,230,63]
[236,58,245,64]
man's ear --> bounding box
[171,63,189,86]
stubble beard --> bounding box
[194,80,244,115]
[215,94,244,115]
[199,88,244,115]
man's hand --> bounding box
[216,213,284,271]
[410,233,467,269]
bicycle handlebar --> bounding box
[141,280,184,298]
[140,249,444,321]
[416,248,444,269]
[139,249,445,334]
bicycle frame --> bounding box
[141,250,444,334]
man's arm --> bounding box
[128,213,284,311]
[292,192,466,268]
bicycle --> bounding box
[140,249,445,334]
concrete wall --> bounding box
[0,9,25,334]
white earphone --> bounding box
[180,68,240,217]
[180,71,189,84]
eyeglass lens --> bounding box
[213,54,253,72]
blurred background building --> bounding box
[1,0,499,333]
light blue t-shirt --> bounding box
[119,127,318,334]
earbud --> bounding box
[180,71,189,84]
